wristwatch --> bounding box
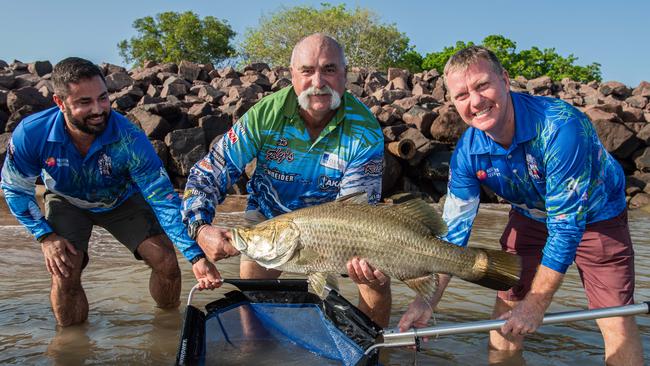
[188,219,209,240]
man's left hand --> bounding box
[499,297,546,336]
[346,257,388,287]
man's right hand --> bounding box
[195,225,240,262]
[40,233,78,278]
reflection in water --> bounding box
[0,204,648,365]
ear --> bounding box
[502,70,511,88]
[52,94,66,112]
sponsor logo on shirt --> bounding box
[318,175,340,190]
[486,167,500,178]
[45,157,56,167]
[320,152,346,171]
[266,147,294,163]
[198,159,213,171]
[277,138,288,147]
[526,154,542,180]
[264,167,296,182]
[56,158,69,167]
[363,161,382,176]
[227,128,238,144]
[98,153,112,176]
[183,188,206,199]
[476,169,487,181]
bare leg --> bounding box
[240,260,282,279]
[136,234,181,308]
[50,251,88,327]
[597,316,644,366]
[357,281,391,328]
[489,297,525,351]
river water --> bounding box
[0,197,648,365]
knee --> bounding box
[52,275,83,295]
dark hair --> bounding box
[443,46,506,78]
[52,57,106,98]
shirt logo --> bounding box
[98,153,112,176]
[320,152,346,171]
[264,167,297,182]
[526,154,542,180]
[45,157,56,167]
[265,147,294,163]
[318,175,340,190]
[476,169,487,181]
[227,129,238,144]
[363,160,382,176]
[56,158,69,167]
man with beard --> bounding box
[1,57,203,326]
[181,33,391,327]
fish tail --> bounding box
[467,248,521,291]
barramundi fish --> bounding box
[230,194,521,303]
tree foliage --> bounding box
[240,3,411,70]
[118,11,236,66]
[421,35,601,82]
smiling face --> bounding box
[290,35,347,124]
[445,58,515,146]
[54,75,110,136]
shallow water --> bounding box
[0,199,648,365]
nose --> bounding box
[311,71,325,89]
[469,90,484,109]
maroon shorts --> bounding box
[498,209,635,309]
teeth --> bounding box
[475,107,491,117]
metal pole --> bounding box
[365,302,650,354]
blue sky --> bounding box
[2,0,648,87]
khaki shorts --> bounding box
[499,209,635,309]
[44,191,165,268]
[240,210,267,263]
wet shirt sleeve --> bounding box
[0,126,53,240]
[441,143,481,247]
[337,127,384,204]
[182,112,261,228]
[126,129,202,261]
[540,114,592,273]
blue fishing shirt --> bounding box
[1,106,202,261]
[443,92,626,273]
[182,86,383,233]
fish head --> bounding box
[230,219,300,268]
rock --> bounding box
[126,107,172,140]
[240,72,271,91]
[621,106,645,122]
[178,60,201,82]
[429,104,467,143]
[6,86,53,114]
[0,132,13,173]
[165,127,207,176]
[382,124,410,142]
[599,81,631,99]
[526,76,553,94]
[345,83,364,98]
[634,147,650,172]
[625,95,647,110]
[198,113,231,144]
[27,61,52,77]
[629,192,650,209]
[372,89,411,104]
[149,139,168,166]
[105,71,134,92]
[382,151,402,195]
[632,81,650,97]
[421,149,452,181]
[592,119,639,159]
[0,71,15,89]
[196,85,225,104]
[387,68,410,81]
[218,67,239,79]
[386,77,409,90]
[187,102,213,122]
[244,63,270,73]
[402,105,436,136]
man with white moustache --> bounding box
[181,33,391,327]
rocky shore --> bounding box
[1,59,649,207]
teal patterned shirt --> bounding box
[443,92,626,273]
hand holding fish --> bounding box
[499,298,545,336]
[191,258,223,290]
[196,225,240,262]
[346,257,389,287]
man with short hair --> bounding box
[1,57,202,326]
[181,33,391,327]
[398,46,644,365]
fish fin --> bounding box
[335,191,368,204]
[308,272,339,297]
[292,247,320,266]
[466,247,522,291]
[402,274,439,305]
[384,199,448,236]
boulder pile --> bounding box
[1,59,649,207]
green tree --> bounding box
[241,3,411,70]
[421,35,601,82]
[118,11,236,66]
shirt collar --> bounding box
[468,92,537,155]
